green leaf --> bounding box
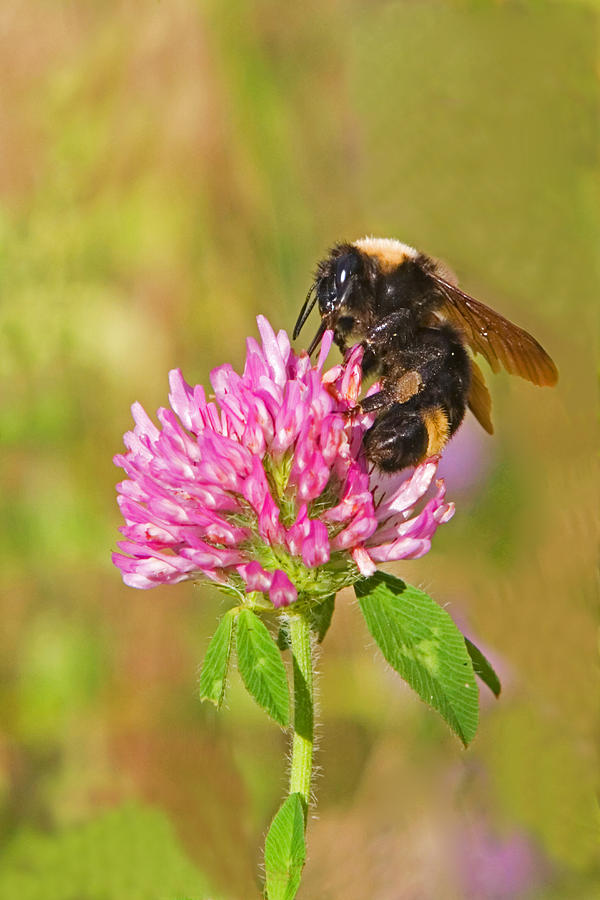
[236,609,290,726]
[309,593,335,643]
[264,793,306,900]
[355,572,479,746]
[198,609,236,708]
[465,636,501,698]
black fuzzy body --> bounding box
[362,324,471,471]
[305,241,472,471]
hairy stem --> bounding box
[288,612,314,821]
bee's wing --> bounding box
[468,359,494,434]
[431,275,558,387]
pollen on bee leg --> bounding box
[393,371,423,403]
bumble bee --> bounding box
[293,237,558,472]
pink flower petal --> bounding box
[257,494,285,545]
[269,569,298,608]
[351,546,377,577]
[301,519,330,568]
[239,561,274,593]
[316,330,334,371]
[257,315,288,386]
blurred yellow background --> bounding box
[0,1,597,898]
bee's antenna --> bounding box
[293,282,318,340]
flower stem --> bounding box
[288,612,314,822]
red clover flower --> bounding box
[113,316,454,608]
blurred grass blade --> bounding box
[465,636,501,697]
[236,609,289,726]
[199,609,236,708]
[355,572,479,746]
[264,793,306,900]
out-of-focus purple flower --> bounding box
[458,821,547,898]
[436,413,493,497]
[112,316,454,608]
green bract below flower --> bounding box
[113,316,454,609]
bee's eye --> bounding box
[335,253,360,292]
[316,273,337,316]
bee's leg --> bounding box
[365,308,412,344]
[345,387,395,421]
[348,370,422,418]
[356,391,391,415]
[364,309,412,345]
[360,309,412,375]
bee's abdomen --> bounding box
[398,325,470,433]
[363,325,471,472]
[363,402,430,471]
[363,395,459,472]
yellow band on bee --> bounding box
[423,408,450,456]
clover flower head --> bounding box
[113,316,454,608]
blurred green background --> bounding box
[0,1,597,897]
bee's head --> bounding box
[316,250,362,318]
[293,247,364,353]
